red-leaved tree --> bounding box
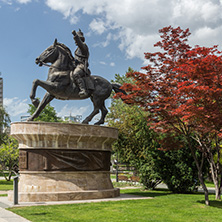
[118,26,222,205]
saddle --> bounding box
[84,76,95,91]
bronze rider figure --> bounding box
[71,29,91,97]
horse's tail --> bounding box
[112,83,127,96]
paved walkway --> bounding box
[0,207,31,222]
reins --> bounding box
[41,62,61,70]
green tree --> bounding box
[0,106,10,144]
[109,72,205,192]
[108,96,162,189]
[108,71,162,188]
[118,26,222,204]
[28,101,61,122]
[0,137,19,181]
[155,145,202,193]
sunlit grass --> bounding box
[0,180,13,191]
[9,189,222,222]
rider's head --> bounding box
[77,29,85,42]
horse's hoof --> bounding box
[94,121,103,125]
[82,120,89,125]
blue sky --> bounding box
[1,0,222,123]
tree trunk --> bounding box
[212,137,222,200]
[215,185,221,200]
[189,143,209,205]
[198,169,209,205]
[209,162,221,200]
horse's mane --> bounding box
[57,42,75,69]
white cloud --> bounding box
[16,0,32,3]
[43,0,222,61]
[190,26,222,47]
[92,33,113,48]
[99,61,106,65]
[1,0,12,5]
[110,62,115,67]
[57,104,90,117]
[172,0,221,24]
[10,0,222,61]
[89,18,107,35]
[3,97,29,117]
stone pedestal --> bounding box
[9,122,120,202]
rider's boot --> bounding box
[77,78,88,97]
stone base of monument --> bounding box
[8,122,120,202]
[8,172,120,202]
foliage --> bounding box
[28,101,61,122]
[9,189,222,222]
[136,159,162,190]
[155,147,200,193]
[0,137,19,181]
[107,72,162,189]
[0,106,10,145]
[0,179,13,190]
[118,26,222,204]
[108,72,203,192]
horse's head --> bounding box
[36,39,75,71]
[36,39,59,67]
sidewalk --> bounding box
[0,207,31,222]
[0,193,153,208]
[0,191,31,222]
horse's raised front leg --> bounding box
[30,79,40,108]
[27,92,54,121]
[30,79,58,108]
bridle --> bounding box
[40,61,61,70]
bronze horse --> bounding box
[28,39,125,125]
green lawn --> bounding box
[0,180,13,191]
[205,181,215,188]
[8,189,222,222]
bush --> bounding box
[136,159,162,190]
[0,137,19,181]
[155,147,201,193]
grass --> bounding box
[112,181,141,187]
[0,172,9,177]
[8,189,222,222]
[0,180,13,191]
[110,174,116,180]
[205,181,215,188]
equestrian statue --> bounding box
[28,29,126,125]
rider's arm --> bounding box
[73,32,87,53]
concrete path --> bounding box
[0,193,153,208]
[0,207,31,222]
[0,192,31,222]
